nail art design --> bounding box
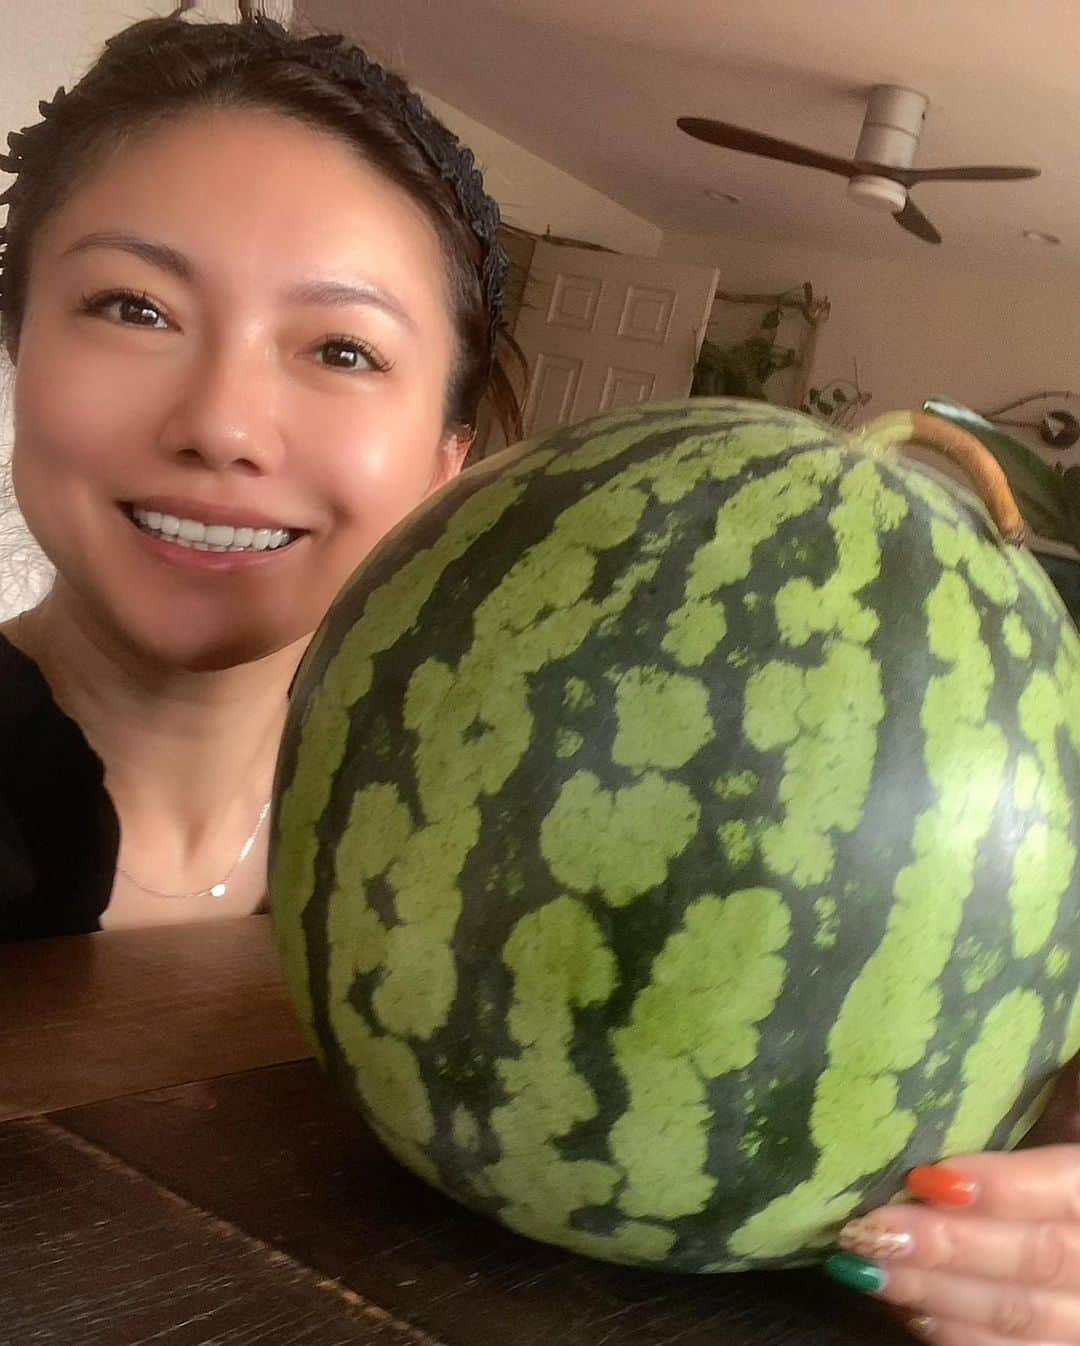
[837,1218,914,1260]
[907,1314,938,1341]
[907,1164,978,1207]
[823,1252,888,1294]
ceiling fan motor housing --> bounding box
[854,85,929,167]
[847,84,928,212]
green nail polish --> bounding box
[823,1252,888,1294]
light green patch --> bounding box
[373,926,459,1041]
[323,784,412,992]
[452,1106,480,1152]
[942,991,1043,1153]
[923,1051,949,1079]
[563,677,595,713]
[541,771,700,906]
[610,889,790,1221]
[813,897,839,951]
[1019,668,1077,836]
[1009,823,1074,959]
[719,819,755,869]
[1014,754,1041,812]
[774,459,907,649]
[928,519,1019,608]
[960,944,1006,996]
[362,812,480,1041]
[555,729,584,759]
[739,1126,764,1160]
[744,642,885,886]
[1046,945,1070,980]
[611,666,712,770]
[336,782,415,884]
[1003,612,1033,661]
[484,896,622,1255]
[715,770,759,801]
[729,569,1005,1261]
[662,597,727,668]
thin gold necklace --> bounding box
[14,609,274,902]
[116,799,272,901]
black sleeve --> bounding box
[0,635,118,939]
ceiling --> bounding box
[305,0,1080,273]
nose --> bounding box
[158,334,283,474]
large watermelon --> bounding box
[270,398,1080,1272]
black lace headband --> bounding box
[0,13,509,372]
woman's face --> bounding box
[11,108,471,669]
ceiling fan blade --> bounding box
[677,117,856,179]
[882,164,1041,186]
[894,196,942,244]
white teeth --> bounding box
[131,508,295,552]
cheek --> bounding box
[303,394,446,534]
[12,323,157,480]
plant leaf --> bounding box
[922,397,1074,545]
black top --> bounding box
[0,632,118,939]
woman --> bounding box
[0,9,521,937]
[1,12,1079,1345]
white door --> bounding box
[512,241,720,440]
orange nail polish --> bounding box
[906,1164,978,1207]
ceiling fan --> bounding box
[677,85,1040,245]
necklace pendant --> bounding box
[210,882,227,899]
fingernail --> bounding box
[907,1164,978,1207]
[907,1314,938,1341]
[838,1218,914,1260]
[823,1252,888,1294]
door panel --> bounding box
[512,241,719,441]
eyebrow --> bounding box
[64,232,418,332]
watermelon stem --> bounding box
[857,411,1028,546]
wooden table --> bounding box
[0,917,907,1346]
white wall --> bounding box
[420,91,660,258]
[661,228,1079,456]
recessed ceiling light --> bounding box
[705,189,741,204]
[1022,228,1061,245]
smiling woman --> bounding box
[0,8,524,939]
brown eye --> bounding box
[118,296,165,327]
[82,289,170,329]
[314,336,390,373]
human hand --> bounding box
[823,1145,1080,1345]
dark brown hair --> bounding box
[0,12,525,450]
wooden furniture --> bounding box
[1,917,907,1346]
